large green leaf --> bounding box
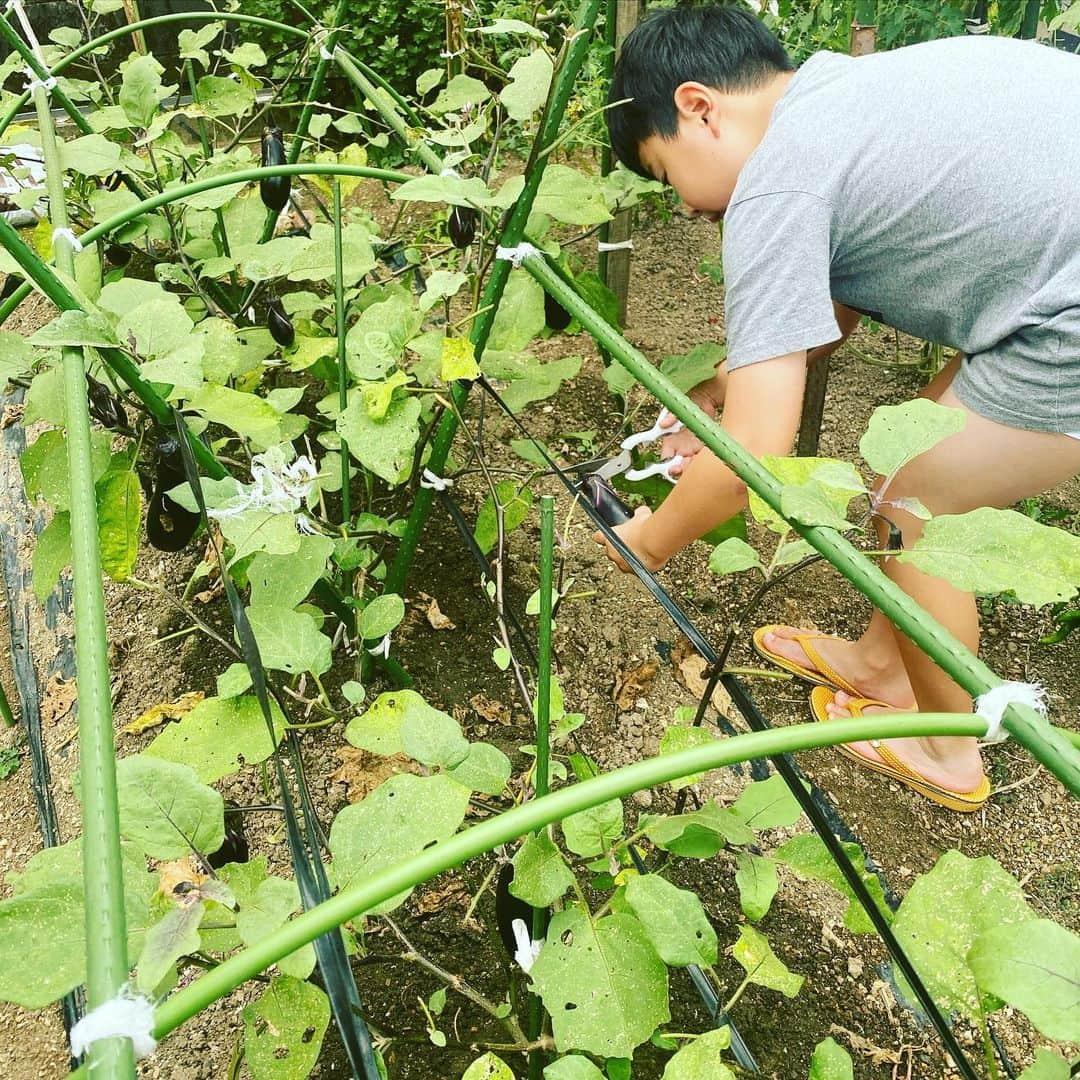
[119,53,172,128]
[660,343,727,394]
[731,925,804,997]
[775,834,891,934]
[217,510,302,564]
[445,741,512,795]
[344,688,442,757]
[338,394,421,484]
[898,508,1080,607]
[59,132,122,176]
[487,272,546,353]
[113,754,225,859]
[529,906,669,1058]
[0,329,35,386]
[329,773,470,913]
[135,900,204,992]
[145,694,284,783]
[242,976,330,1080]
[96,469,142,582]
[247,605,333,676]
[859,399,966,479]
[462,1053,516,1080]
[510,832,574,907]
[729,774,803,831]
[21,428,112,512]
[358,593,405,641]
[749,456,860,535]
[500,48,553,121]
[543,1057,606,1080]
[482,352,583,413]
[194,74,255,117]
[891,850,1034,1019]
[431,74,491,113]
[391,172,495,208]
[474,480,534,555]
[186,384,306,451]
[968,919,1080,1040]
[248,535,335,609]
[623,875,718,966]
[658,722,719,790]
[641,800,754,857]
[32,511,71,602]
[1017,1050,1072,1080]
[708,537,763,577]
[400,699,469,769]
[808,1037,854,1080]
[661,1028,734,1079]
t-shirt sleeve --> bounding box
[722,191,840,370]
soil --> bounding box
[1,198,1078,1080]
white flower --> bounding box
[512,919,543,973]
[366,633,391,660]
[207,447,318,520]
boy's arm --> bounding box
[595,351,807,572]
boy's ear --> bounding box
[672,82,719,130]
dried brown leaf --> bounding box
[413,876,470,916]
[329,747,419,803]
[40,673,77,726]
[671,636,732,714]
[425,596,455,631]
[121,690,205,736]
[828,1024,903,1067]
[612,658,659,710]
[470,693,510,726]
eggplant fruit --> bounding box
[146,428,201,552]
[448,205,476,248]
[86,374,127,430]
[260,125,290,213]
[544,290,572,331]
[267,297,295,348]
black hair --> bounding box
[608,4,794,178]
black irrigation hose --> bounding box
[468,375,994,1080]
[170,410,380,1080]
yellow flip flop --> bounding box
[753,624,863,696]
[809,686,991,813]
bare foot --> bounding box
[826,691,987,794]
[761,626,914,707]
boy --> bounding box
[595,5,1080,810]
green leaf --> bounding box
[493,647,511,670]
[59,133,122,176]
[445,742,512,795]
[487,271,547,353]
[775,834,892,934]
[248,535,335,610]
[898,507,1080,607]
[416,68,444,95]
[0,884,85,1007]
[529,905,669,1058]
[400,701,469,769]
[708,537,763,577]
[859,399,966,478]
[641,800,755,856]
[474,480,533,555]
[345,688,443,757]
[967,919,1080,1040]
[780,483,853,531]
[119,53,171,128]
[735,852,778,922]
[32,512,71,602]
[29,310,117,349]
[749,456,860,536]
[194,74,255,117]
[660,343,726,394]
[339,394,421,484]
[1018,1050,1072,1080]
[732,925,804,997]
[145,694,284,783]
[661,1028,735,1079]
[729,774,803,831]
[562,797,623,857]
[22,429,111,512]
[809,1037,854,1080]
[358,593,405,641]
[220,42,267,69]
[891,850,1034,1019]
[217,510,302,564]
[0,329,36,386]
[247,605,333,676]
[441,336,481,381]
[113,754,225,859]
[242,976,330,1080]
[479,18,548,40]
[96,469,142,582]
[462,1053,515,1080]
[329,774,470,913]
[178,22,222,67]
[509,832,574,907]
[500,49,553,121]
[431,74,491,113]
[658,723,718,790]
[391,172,495,208]
[186,385,305,451]
[420,269,468,314]
[623,875,718,966]
[135,900,204,992]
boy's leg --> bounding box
[827,384,1080,792]
[761,354,965,703]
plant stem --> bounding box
[151,713,990,1042]
[520,253,1080,796]
[31,68,133,1076]
[0,678,14,727]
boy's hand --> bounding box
[592,505,666,574]
[659,368,727,477]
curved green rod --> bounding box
[151,712,985,1040]
[523,254,1080,797]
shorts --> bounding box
[951,308,1080,435]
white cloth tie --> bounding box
[598,239,633,252]
[319,43,337,61]
[975,681,1048,744]
[511,918,543,973]
[69,985,157,1061]
[24,68,57,94]
[620,408,683,452]
[52,226,82,252]
[495,243,540,267]
[420,468,452,492]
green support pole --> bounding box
[385,0,604,597]
[519,252,1080,795]
[1019,0,1040,38]
[150,711,988,1041]
[332,180,351,525]
[597,0,619,286]
[30,67,133,1076]
[0,677,14,727]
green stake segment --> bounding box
[535,495,556,808]
[332,180,351,525]
[386,0,605,596]
[29,69,134,1076]
[151,711,986,1041]
[0,677,14,727]
[520,253,1080,797]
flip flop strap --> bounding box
[796,635,862,697]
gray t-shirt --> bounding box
[722,36,1080,432]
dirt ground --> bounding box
[1,203,1078,1080]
